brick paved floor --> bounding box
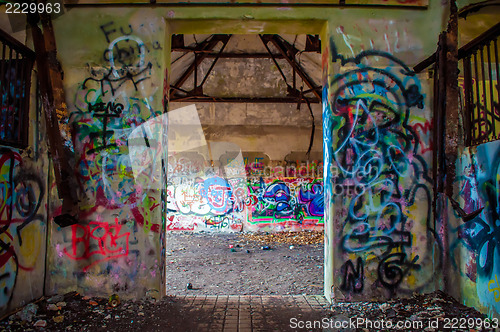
[172,295,331,332]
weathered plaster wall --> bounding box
[171,101,323,161]
[245,177,324,231]
[0,76,49,314]
[47,9,169,299]
[0,149,48,315]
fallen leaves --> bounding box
[240,231,323,245]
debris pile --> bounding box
[331,290,491,332]
[240,230,323,245]
[0,291,175,331]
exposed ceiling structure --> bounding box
[169,34,322,105]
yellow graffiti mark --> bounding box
[16,222,44,270]
[488,275,500,302]
[407,274,416,286]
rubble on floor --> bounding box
[1,292,183,332]
[330,290,492,332]
[0,290,492,331]
[239,230,323,245]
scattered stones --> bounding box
[47,304,59,311]
[53,315,64,323]
[33,320,46,327]
[47,294,64,303]
[331,291,488,332]
[89,300,98,306]
[16,303,38,322]
[165,231,323,296]
[379,303,390,311]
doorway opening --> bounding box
[165,31,326,296]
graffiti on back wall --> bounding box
[325,49,437,297]
[166,176,324,232]
[0,148,45,309]
[247,177,324,228]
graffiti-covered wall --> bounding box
[46,9,168,299]
[245,177,324,231]
[167,164,248,231]
[166,152,324,232]
[36,0,448,306]
[453,140,500,318]
[0,20,49,311]
[0,146,48,314]
[167,176,324,232]
[323,27,440,299]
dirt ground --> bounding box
[0,232,493,331]
[165,231,324,295]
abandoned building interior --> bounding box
[0,0,500,327]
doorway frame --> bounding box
[163,18,332,301]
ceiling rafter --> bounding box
[261,34,322,100]
[170,34,322,104]
[170,34,231,100]
[199,35,231,88]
